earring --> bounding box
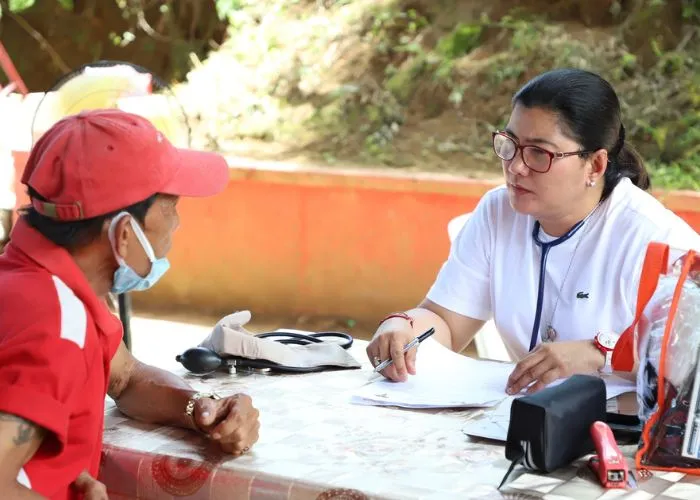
[587,180,596,187]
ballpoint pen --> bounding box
[372,327,436,373]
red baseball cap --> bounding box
[22,108,229,221]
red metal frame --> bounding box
[0,41,28,95]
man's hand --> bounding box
[506,340,605,395]
[193,394,259,455]
[108,342,261,455]
[71,471,108,500]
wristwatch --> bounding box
[594,331,620,374]
[185,391,221,431]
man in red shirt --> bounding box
[0,109,260,499]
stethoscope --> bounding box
[176,330,354,375]
[528,219,586,351]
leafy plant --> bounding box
[367,7,429,55]
[682,0,700,21]
[172,0,700,188]
[436,23,483,59]
[215,0,245,21]
[7,0,34,11]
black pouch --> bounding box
[499,374,607,488]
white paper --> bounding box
[351,338,637,413]
[351,339,514,409]
[461,374,637,442]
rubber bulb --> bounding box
[175,347,224,374]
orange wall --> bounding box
[11,154,700,323]
[134,165,497,322]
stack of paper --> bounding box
[350,338,637,411]
[351,338,514,409]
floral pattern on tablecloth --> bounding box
[100,343,700,499]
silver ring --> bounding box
[372,356,381,367]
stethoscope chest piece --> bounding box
[542,325,558,343]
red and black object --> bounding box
[589,421,633,489]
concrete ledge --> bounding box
[11,154,700,324]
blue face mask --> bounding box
[109,212,171,295]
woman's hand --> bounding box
[506,340,605,395]
[365,318,416,382]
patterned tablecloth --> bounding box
[99,341,700,500]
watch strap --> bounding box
[601,350,613,374]
[594,337,611,354]
[593,334,616,374]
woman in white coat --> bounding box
[366,68,700,394]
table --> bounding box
[99,341,700,500]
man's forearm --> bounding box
[2,483,46,500]
[113,361,198,431]
[0,412,47,500]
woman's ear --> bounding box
[587,148,609,185]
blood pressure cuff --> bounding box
[199,310,360,370]
[504,375,607,475]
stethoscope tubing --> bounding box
[528,219,585,351]
[255,330,353,349]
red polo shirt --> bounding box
[0,219,123,499]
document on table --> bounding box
[350,338,514,409]
[350,338,637,411]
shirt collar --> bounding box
[8,218,122,337]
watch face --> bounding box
[597,331,618,350]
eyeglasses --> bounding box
[492,131,593,173]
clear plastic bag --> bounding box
[635,251,700,471]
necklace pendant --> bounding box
[543,325,558,343]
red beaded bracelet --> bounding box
[378,312,414,328]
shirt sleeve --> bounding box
[426,189,498,320]
[0,290,87,451]
[664,216,700,252]
[623,211,700,317]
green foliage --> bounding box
[682,0,700,22]
[386,55,427,103]
[648,158,700,191]
[459,6,700,190]
[488,60,526,85]
[366,7,428,55]
[0,0,70,18]
[617,52,638,77]
[181,0,700,189]
[436,23,483,59]
[215,0,245,21]
[372,9,489,121]
[7,0,34,11]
